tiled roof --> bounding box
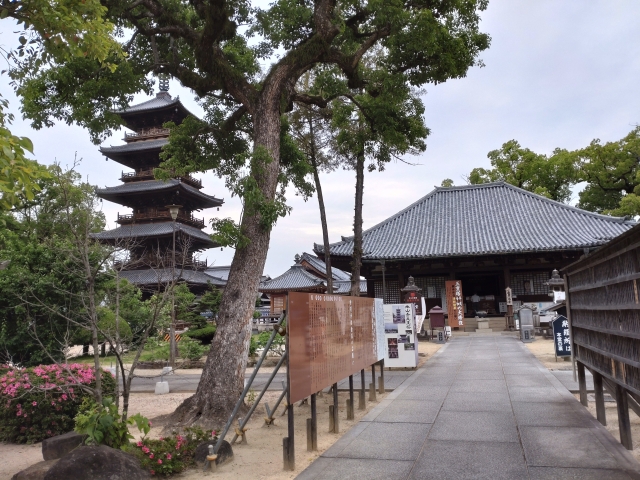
[205,265,232,282]
[300,252,351,281]
[114,93,193,116]
[259,264,325,293]
[333,280,368,294]
[315,182,635,260]
[96,179,223,208]
[100,138,168,156]
[119,268,225,287]
[92,221,215,247]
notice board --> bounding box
[287,293,382,404]
[383,304,419,368]
[445,280,465,328]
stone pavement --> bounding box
[297,336,640,480]
[129,368,412,393]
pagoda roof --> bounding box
[259,264,326,293]
[315,182,635,261]
[119,268,226,288]
[92,221,215,249]
[96,179,223,210]
[333,279,368,295]
[100,138,168,168]
[115,92,194,131]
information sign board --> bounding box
[383,304,419,368]
[552,315,571,357]
[287,293,382,404]
[445,280,465,328]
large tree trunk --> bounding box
[168,98,283,430]
[350,149,365,297]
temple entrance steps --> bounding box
[462,316,507,332]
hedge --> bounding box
[184,325,216,344]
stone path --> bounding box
[297,336,640,480]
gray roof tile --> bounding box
[114,93,193,116]
[119,268,225,286]
[300,252,351,281]
[332,280,368,294]
[92,221,215,247]
[316,182,635,260]
[96,179,223,208]
[259,264,325,293]
[100,138,168,156]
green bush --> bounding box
[130,426,217,476]
[0,363,115,443]
[178,337,209,361]
[139,338,170,362]
[74,397,150,449]
[184,325,216,344]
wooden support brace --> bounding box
[358,390,366,410]
[329,405,335,432]
[306,418,313,452]
[616,384,633,450]
[577,362,588,407]
[378,376,385,394]
[234,419,248,444]
[369,382,376,402]
[346,399,354,420]
[206,454,218,472]
[593,371,606,426]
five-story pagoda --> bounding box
[93,80,225,293]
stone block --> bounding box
[154,381,170,394]
[11,460,58,480]
[43,445,149,480]
[42,431,85,461]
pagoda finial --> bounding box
[158,73,170,92]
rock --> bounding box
[11,460,58,480]
[43,445,149,480]
[194,440,234,466]
[42,432,85,461]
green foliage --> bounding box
[0,165,110,366]
[251,331,285,357]
[441,179,454,187]
[178,337,209,361]
[467,140,577,203]
[139,338,170,362]
[130,427,217,476]
[0,364,115,444]
[74,397,150,449]
[184,325,216,345]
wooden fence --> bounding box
[565,224,640,450]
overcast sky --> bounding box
[1,1,639,278]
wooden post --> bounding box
[593,371,606,426]
[311,393,317,450]
[348,376,354,420]
[284,319,295,471]
[359,369,366,409]
[371,364,376,393]
[378,360,385,394]
[332,382,339,433]
[616,384,633,450]
[577,362,588,407]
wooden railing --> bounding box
[117,209,205,229]
[120,169,202,189]
[124,127,171,141]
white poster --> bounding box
[415,297,427,333]
[383,304,419,368]
[374,298,386,361]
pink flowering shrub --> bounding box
[0,364,115,443]
[130,427,217,476]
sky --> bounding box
[1,1,639,278]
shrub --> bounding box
[184,325,216,344]
[139,338,170,362]
[178,337,209,361]
[130,426,218,476]
[0,363,115,443]
[74,397,150,449]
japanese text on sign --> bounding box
[552,315,571,357]
[445,280,465,328]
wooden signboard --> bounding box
[287,293,380,404]
[445,280,465,328]
[404,290,423,316]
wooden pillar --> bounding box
[577,362,588,407]
[593,371,606,426]
[615,384,633,450]
[366,278,376,298]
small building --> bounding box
[259,253,367,314]
[315,182,634,325]
[92,82,225,294]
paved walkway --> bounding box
[297,336,640,480]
